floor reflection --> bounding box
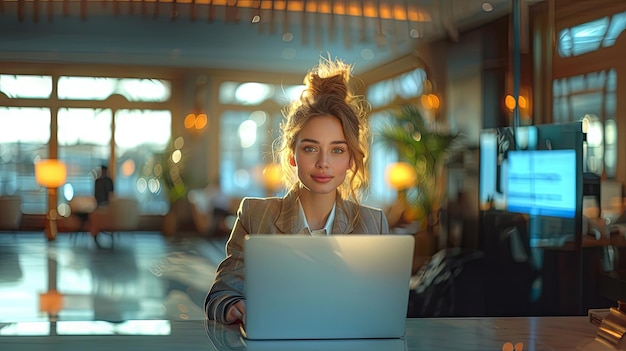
[0,232,226,324]
[0,244,22,284]
[0,320,172,336]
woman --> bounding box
[205,56,390,324]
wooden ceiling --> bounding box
[0,0,541,74]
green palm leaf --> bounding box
[376,104,461,224]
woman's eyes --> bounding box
[302,146,346,154]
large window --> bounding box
[558,12,626,57]
[553,70,617,178]
[368,68,428,109]
[58,108,112,200]
[114,109,172,214]
[0,106,51,213]
[554,4,620,180]
[218,82,303,198]
[58,77,170,102]
[554,9,625,179]
[220,110,281,197]
[369,113,399,207]
[0,74,172,215]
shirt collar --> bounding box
[297,198,336,236]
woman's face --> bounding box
[291,115,352,196]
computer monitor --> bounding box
[505,149,577,218]
[479,122,583,219]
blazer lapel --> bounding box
[274,191,308,234]
[331,198,356,234]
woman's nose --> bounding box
[316,153,329,169]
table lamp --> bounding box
[385,162,419,228]
[386,162,417,193]
[35,159,67,241]
[262,163,283,196]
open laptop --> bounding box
[241,234,415,340]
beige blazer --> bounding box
[205,190,390,323]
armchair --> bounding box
[0,195,22,231]
[89,196,140,245]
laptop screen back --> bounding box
[241,234,415,340]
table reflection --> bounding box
[0,320,171,336]
[204,320,407,351]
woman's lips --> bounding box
[311,174,332,183]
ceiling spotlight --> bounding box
[282,33,294,42]
[409,29,422,39]
[481,2,494,12]
[251,15,261,23]
[360,49,375,61]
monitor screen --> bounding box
[505,149,577,218]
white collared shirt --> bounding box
[298,199,336,236]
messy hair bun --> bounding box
[303,66,349,102]
[275,55,372,208]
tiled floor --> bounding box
[0,231,228,325]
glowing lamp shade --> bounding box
[385,162,417,190]
[262,163,282,193]
[35,160,67,188]
[39,290,64,315]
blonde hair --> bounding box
[274,56,372,204]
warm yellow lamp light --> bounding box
[385,162,420,228]
[35,159,67,241]
[262,163,283,195]
[39,290,64,316]
[505,94,528,111]
[421,93,440,110]
[35,160,67,188]
[385,162,417,191]
[184,113,208,131]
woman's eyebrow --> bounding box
[299,138,347,145]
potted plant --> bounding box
[155,141,198,236]
[378,104,461,238]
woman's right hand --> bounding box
[226,300,246,324]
